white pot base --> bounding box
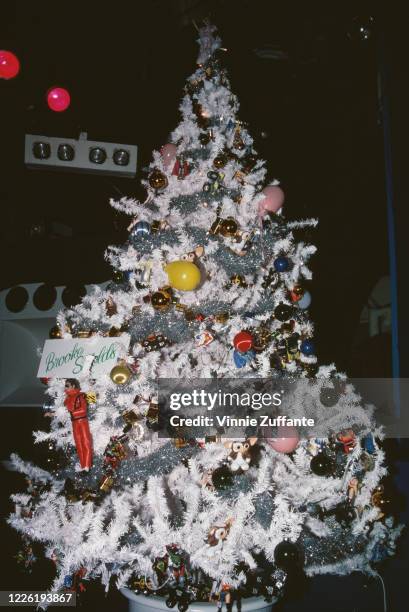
[121,588,275,612]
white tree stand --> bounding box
[120,589,275,612]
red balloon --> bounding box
[233,331,254,353]
[47,87,71,112]
[0,50,20,80]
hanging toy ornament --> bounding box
[362,433,376,454]
[0,50,20,79]
[273,256,290,272]
[371,484,391,519]
[241,154,258,174]
[195,330,214,347]
[290,284,304,302]
[165,261,201,291]
[203,170,225,193]
[300,338,315,356]
[64,379,93,470]
[148,168,168,191]
[286,333,300,361]
[266,426,299,454]
[233,348,255,368]
[258,185,285,218]
[151,288,173,311]
[46,87,71,112]
[252,327,272,351]
[105,297,117,316]
[110,363,132,385]
[130,221,151,237]
[172,156,190,179]
[230,274,248,288]
[337,429,356,454]
[233,126,245,150]
[142,333,170,352]
[233,331,254,352]
[160,143,177,169]
[193,100,210,128]
[310,452,334,476]
[274,303,294,322]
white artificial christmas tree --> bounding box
[8,24,401,610]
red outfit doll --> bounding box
[64,379,93,470]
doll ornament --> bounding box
[225,438,257,473]
[207,519,233,547]
[64,379,93,470]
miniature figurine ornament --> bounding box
[63,379,93,470]
[225,438,257,472]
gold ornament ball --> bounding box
[213,154,227,169]
[110,364,132,385]
[371,484,391,512]
[220,217,238,237]
[149,168,168,190]
[76,329,92,338]
[49,325,63,339]
[215,312,230,323]
[151,290,172,311]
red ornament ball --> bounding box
[0,50,20,79]
[47,87,71,112]
[233,331,254,353]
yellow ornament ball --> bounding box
[165,261,201,291]
[110,363,132,385]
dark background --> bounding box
[1,1,408,611]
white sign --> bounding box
[37,335,131,378]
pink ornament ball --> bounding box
[0,50,20,80]
[266,426,299,454]
[47,87,71,112]
[258,185,285,218]
[160,143,177,169]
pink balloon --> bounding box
[258,185,285,218]
[47,87,71,112]
[266,426,299,454]
[160,143,177,169]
